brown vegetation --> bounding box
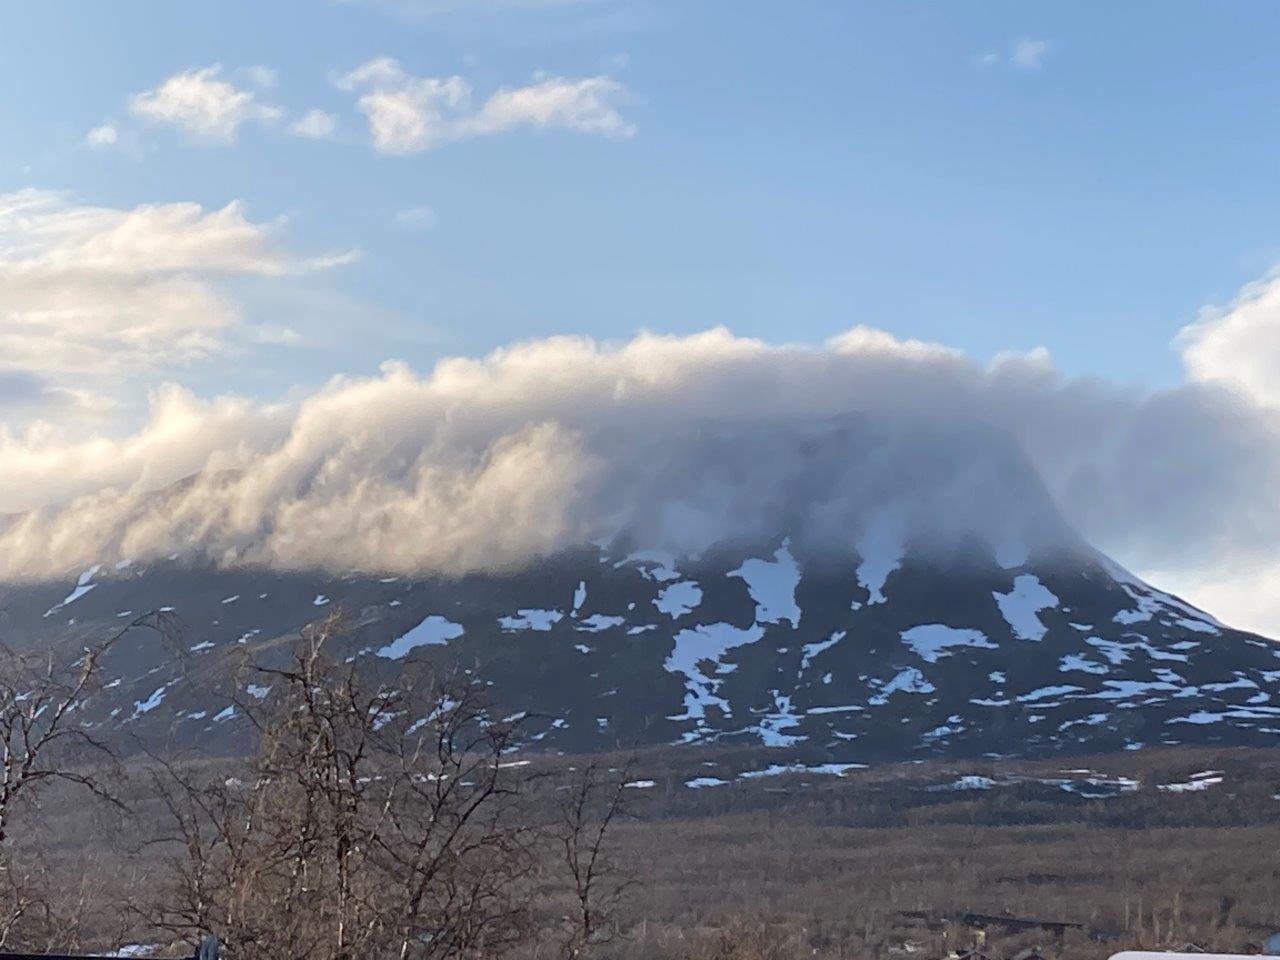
[3,611,1280,959]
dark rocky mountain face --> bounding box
[2,535,1278,763]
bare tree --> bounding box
[554,759,634,959]
[147,612,538,960]
[0,612,172,951]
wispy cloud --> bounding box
[85,123,119,149]
[1011,38,1049,70]
[976,38,1050,71]
[336,57,633,154]
[0,189,355,384]
[289,108,339,140]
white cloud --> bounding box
[1011,38,1049,70]
[129,66,283,142]
[977,38,1050,71]
[0,189,353,381]
[336,57,633,154]
[85,123,119,148]
[464,75,633,138]
[1179,272,1280,406]
[6,315,1280,639]
[289,108,339,140]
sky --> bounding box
[6,1,1280,633]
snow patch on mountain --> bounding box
[800,630,845,673]
[869,667,935,705]
[666,622,765,722]
[618,551,680,582]
[730,541,800,626]
[900,624,996,663]
[993,574,1059,641]
[499,609,564,631]
[377,615,465,658]
[654,581,703,619]
[576,614,625,633]
[44,564,102,617]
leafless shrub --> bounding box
[146,612,540,960]
[0,611,173,950]
[553,758,634,958]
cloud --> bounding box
[0,189,354,382]
[336,57,632,154]
[85,123,119,148]
[976,38,1050,71]
[1011,38,1049,70]
[7,317,1280,637]
[464,75,633,138]
[289,108,339,140]
[1179,272,1280,406]
[129,66,283,142]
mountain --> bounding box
[2,535,1278,763]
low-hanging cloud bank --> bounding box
[4,324,1280,633]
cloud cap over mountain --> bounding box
[3,325,1280,634]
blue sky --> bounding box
[10,2,1280,632]
[7,0,1280,402]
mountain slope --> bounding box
[2,535,1277,762]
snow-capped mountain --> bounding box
[2,534,1278,762]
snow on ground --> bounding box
[499,608,564,631]
[44,564,102,616]
[900,624,996,663]
[855,511,903,605]
[933,775,997,791]
[730,540,801,626]
[1089,679,1182,700]
[377,615,465,658]
[869,667,936,705]
[618,550,680,581]
[1057,775,1140,798]
[755,691,804,747]
[572,580,587,615]
[992,574,1059,642]
[685,776,729,788]
[654,580,703,618]
[1101,556,1224,633]
[800,630,845,673]
[665,622,765,720]
[1060,653,1110,675]
[1017,684,1084,703]
[131,683,170,720]
[738,762,865,781]
[576,614,625,633]
[1158,770,1225,792]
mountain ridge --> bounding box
[2,533,1277,763]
